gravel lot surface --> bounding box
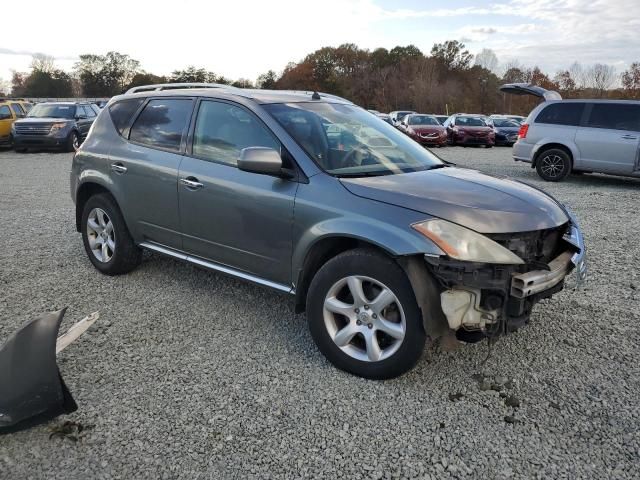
[1,146,638,479]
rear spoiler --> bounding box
[500,83,562,101]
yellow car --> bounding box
[0,99,32,146]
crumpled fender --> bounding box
[0,308,77,434]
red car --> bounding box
[398,114,448,147]
[444,114,495,147]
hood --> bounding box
[16,117,72,124]
[340,167,569,233]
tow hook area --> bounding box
[440,288,499,332]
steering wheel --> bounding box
[341,145,375,168]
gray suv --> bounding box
[71,83,587,379]
[502,83,640,181]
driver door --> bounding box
[178,100,298,285]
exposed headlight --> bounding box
[412,219,524,264]
[50,122,68,133]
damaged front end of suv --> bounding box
[418,211,586,342]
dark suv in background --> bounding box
[13,102,100,152]
[71,83,586,379]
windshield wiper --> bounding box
[334,171,395,178]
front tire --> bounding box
[536,148,572,181]
[66,131,79,152]
[81,193,142,275]
[307,249,426,379]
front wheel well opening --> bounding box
[533,143,573,168]
[294,238,392,314]
[75,183,112,231]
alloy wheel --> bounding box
[86,207,115,263]
[323,275,406,362]
[540,154,565,178]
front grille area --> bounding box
[14,123,52,135]
[487,224,568,265]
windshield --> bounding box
[408,115,439,126]
[265,102,443,177]
[492,119,520,127]
[456,116,487,127]
[28,104,76,119]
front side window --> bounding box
[129,99,193,152]
[586,103,640,132]
[76,106,87,118]
[192,101,279,166]
[83,105,96,118]
[10,103,25,118]
[265,102,443,177]
[535,103,584,126]
[28,104,76,119]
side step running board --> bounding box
[139,242,294,294]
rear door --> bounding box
[177,99,298,285]
[75,105,93,139]
[575,103,640,174]
[108,97,194,249]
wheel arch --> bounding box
[294,236,393,313]
[75,181,116,232]
[532,141,576,168]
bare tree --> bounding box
[568,62,586,89]
[0,76,10,95]
[621,62,640,99]
[583,63,616,97]
[30,53,55,73]
[474,48,499,73]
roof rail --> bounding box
[125,82,240,94]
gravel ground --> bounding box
[0,146,638,479]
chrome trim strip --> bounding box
[140,242,294,294]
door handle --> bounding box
[180,177,204,190]
[110,163,127,174]
[621,134,638,140]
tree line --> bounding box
[3,43,640,115]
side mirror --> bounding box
[75,115,87,120]
[238,147,291,178]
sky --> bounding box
[1,0,638,86]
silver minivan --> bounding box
[502,83,640,181]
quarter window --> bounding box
[586,103,640,132]
[129,99,193,152]
[192,101,279,166]
[535,103,585,126]
[109,98,144,136]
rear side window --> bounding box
[130,99,193,152]
[109,98,144,136]
[0,105,11,119]
[535,103,584,126]
[586,103,640,132]
[192,100,279,166]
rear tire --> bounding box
[81,193,142,275]
[536,148,572,182]
[306,248,426,379]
